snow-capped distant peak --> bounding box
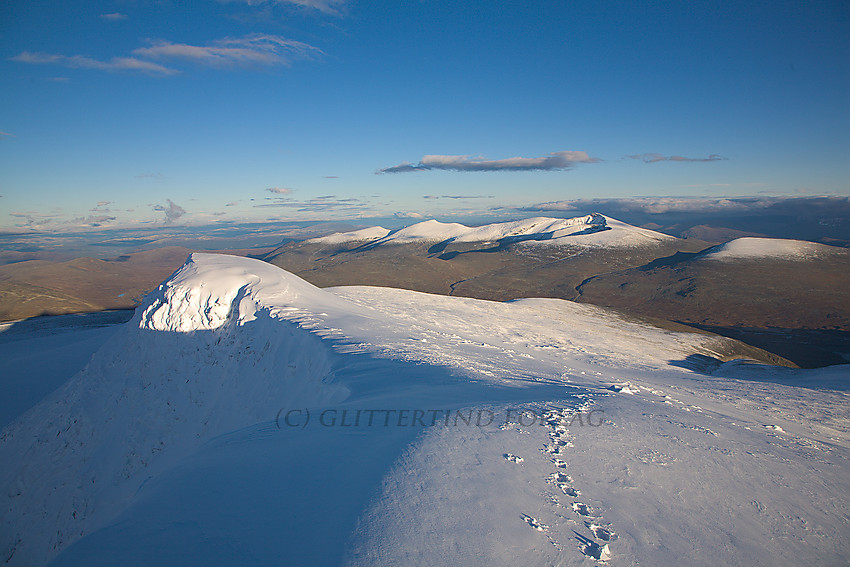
[700,237,843,261]
[307,226,391,244]
[307,214,676,248]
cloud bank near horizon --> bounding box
[377,151,601,174]
[627,153,727,164]
[521,195,849,215]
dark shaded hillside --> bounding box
[264,235,850,368]
[574,250,850,367]
[264,237,710,302]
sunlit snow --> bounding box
[1,253,848,566]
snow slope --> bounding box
[700,236,845,261]
[308,214,678,248]
[1,253,848,566]
[308,225,391,244]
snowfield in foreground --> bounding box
[1,253,848,566]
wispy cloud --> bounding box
[221,0,347,16]
[8,211,65,229]
[0,131,14,138]
[90,201,113,213]
[266,186,294,194]
[524,196,778,215]
[424,195,495,200]
[152,199,186,223]
[11,52,176,75]
[11,34,321,75]
[255,195,367,212]
[133,34,322,68]
[72,214,117,227]
[627,153,727,163]
[135,171,168,181]
[377,151,601,174]
[100,13,128,21]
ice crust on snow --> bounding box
[699,236,844,261]
[308,214,677,247]
[2,253,849,567]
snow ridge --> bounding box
[0,254,351,566]
[307,214,676,248]
[308,226,391,244]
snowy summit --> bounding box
[1,253,848,566]
[700,236,845,261]
[309,214,677,248]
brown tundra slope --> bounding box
[266,222,849,367]
[0,247,194,321]
[575,238,850,367]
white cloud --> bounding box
[266,187,294,194]
[133,34,322,68]
[11,34,321,75]
[378,151,600,174]
[100,13,128,21]
[11,52,176,75]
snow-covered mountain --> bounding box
[2,253,848,566]
[308,214,677,248]
[699,236,847,261]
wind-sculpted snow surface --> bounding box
[0,255,351,565]
[2,253,849,566]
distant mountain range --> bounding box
[2,215,848,367]
[264,216,849,367]
[264,215,712,301]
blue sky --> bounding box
[1,0,848,231]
